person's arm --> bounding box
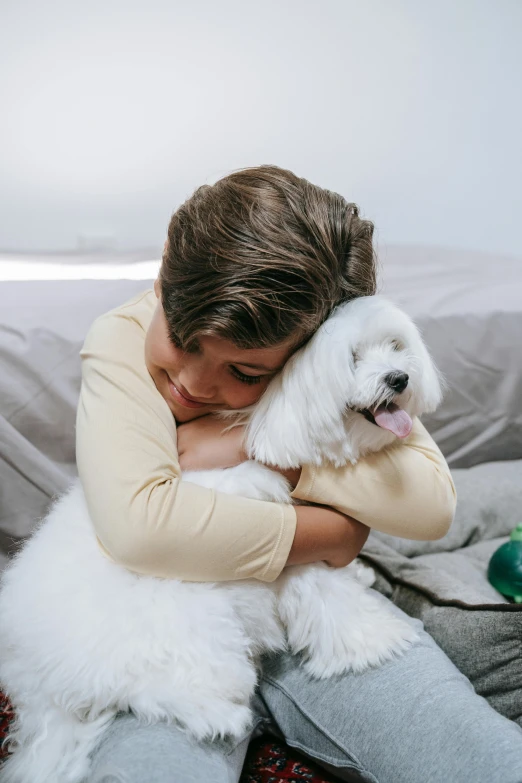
[174,417,369,569]
[290,418,456,541]
[287,505,370,568]
[76,310,298,583]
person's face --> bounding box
[145,279,296,422]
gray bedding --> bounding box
[380,245,522,467]
[0,279,150,569]
[363,460,522,726]
[1,245,521,722]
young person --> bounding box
[77,166,522,783]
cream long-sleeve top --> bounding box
[76,288,457,583]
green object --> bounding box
[488,523,522,603]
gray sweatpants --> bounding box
[87,599,522,783]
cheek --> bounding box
[158,344,182,372]
[146,322,179,369]
[222,380,269,408]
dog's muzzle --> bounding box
[355,400,413,439]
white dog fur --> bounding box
[0,295,442,783]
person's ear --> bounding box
[154,278,160,299]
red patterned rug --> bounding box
[0,693,340,782]
[0,694,14,759]
[241,737,340,782]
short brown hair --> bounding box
[159,164,376,351]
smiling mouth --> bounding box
[167,377,212,408]
[357,402,413,439]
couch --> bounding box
[1,244,521,776]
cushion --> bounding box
[1,252,522,727]
[2,245,522,559]
[362,460,522,726]
[0,278,153,568]
[381,245,522,468]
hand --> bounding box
[268,465,302,491]
[287,505,370,568]
[176,416,248,471]
[177,417,303,488]
[324,513,370,567]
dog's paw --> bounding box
[278,564,420,679]
[347,559,376,588]
[195,701,253,742]
[130,679,255,744]
[302,608,419,679]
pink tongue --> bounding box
[371,403,413,438]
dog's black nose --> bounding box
[385,372,409,393]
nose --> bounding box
[178,366,216,402]
[385,371,409,393]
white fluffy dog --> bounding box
[0,295,442,783]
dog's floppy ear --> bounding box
[245,305,357,468]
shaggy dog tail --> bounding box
[0,699,115,783]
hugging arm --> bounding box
[291,418,456,541]
[175,417,370,570]
[76,311,363,584]
[286,506,370,568]
[76,313,297,583]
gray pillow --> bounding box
[381,245,522,467]
[1,269,521,719]
[362,460,522,726]
[0,279,153,568]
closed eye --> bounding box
[230,367,263,385]
[391,339,405,351]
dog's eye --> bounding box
[391,340,404,351]
[352,350,360,363]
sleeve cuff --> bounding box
[290,464,318,504]
[260,503,297,582]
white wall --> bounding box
[1,0,521,255]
